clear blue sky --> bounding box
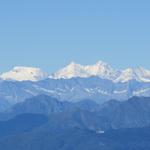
[0,0,150,73]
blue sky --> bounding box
[0,0,150,73]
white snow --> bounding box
[1,61,150,83]
[113,90,127,94]
[24,89,36,95]
[115,67,150,83]
[50,61,150,83]
[50,61,119,80]
[133,88,150,96]
[0,66,48,81]
[84,88,110,95]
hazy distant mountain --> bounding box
[97,96,150,129]
[8,95,74,115]
[0,77,116,104]
[1,77,150,111]
[0,95,100,121]
[74,99,100,112]
[14,96,150,129]
[1,95,150,130]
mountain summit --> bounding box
[0,66,48,81]
[115,67,150,82]
[50,61,119,80]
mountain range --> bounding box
[0,61,150,111]
[1,61,150,82]
[1,76,150,111]
[1,95,150,130]
[1,61,150,149]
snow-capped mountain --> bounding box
[1,61,150,83]
[115,67,150,83]
[50,61,150,83]
[50,61,120,80]
[0,66,48,82]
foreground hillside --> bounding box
[0,113,150,150]
[0,95,150,149]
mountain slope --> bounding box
[115,67,150,83]
[10,95,74,114]
[0,95,100,121]
[0,114,150,150]
[98,96,150,129]
[0,96,150,149]
[0,113,48,138]
[1,77,150,111]
[1,95,150,130]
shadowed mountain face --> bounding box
[0,95,100,121]
[98,97,150,129]
[0,97,11,112]
[10,95,73,114]
[0,113,48,138]
[74,99,100,112]
[1,95,150,130]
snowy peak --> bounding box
[50,61,119,80]
[135,67,150,82]
[50,62,88,79]
[1,61,150,83]
[50,61,150,83]
[0,66,48,81]
[115,68,139,82]
[84,61,119,80]
[115,67,150,83]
